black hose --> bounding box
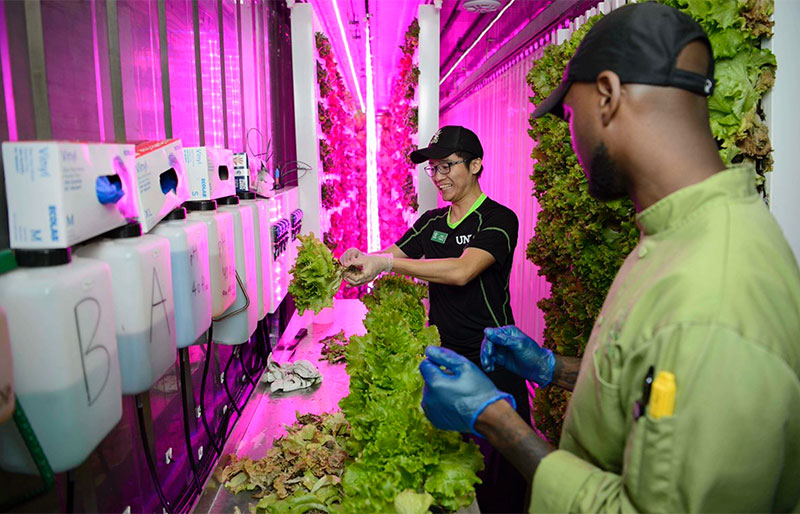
[65,471,74,514]
[136,396,173,514]
[171,475,199,514]
[178,348,203,496]
[237,344,257,388]
[221,349,242,416]
[199,327,222,456]
[259,317,272,363]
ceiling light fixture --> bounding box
[364,14,380,252]
[440,0,517,85]
[332,0,365,111]
[462,0,501,13]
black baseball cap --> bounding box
[533,2,715,120]
[410,125,484,164]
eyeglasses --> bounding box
[423,159,468,177]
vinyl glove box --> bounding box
[183,147,235,201]
[2,141,137,249]
[133,140,191,232]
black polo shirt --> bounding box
[395,195,518,362]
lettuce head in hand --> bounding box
[289,233,344,315]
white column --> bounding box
[765,0,800,261]
[417,4,441,213]
[290,4,322,237]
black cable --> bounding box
[238,347,256,387]
[65,471,74,514]
[261,317,273,358]
[199,327,222,455]
[178,348,203,496]
[221,350,242,416]
[254,325,268,372]
[171,475,199,514]
[252,320,268,371]
[136,396,173,514]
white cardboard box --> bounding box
[2,141,136,249]
[183,147,235,201]
[233,152,250,193]
[134,139,191,232]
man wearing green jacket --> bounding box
[418,3,800,512]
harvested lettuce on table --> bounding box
[339,275,483,513]
[216,412,349,514]
[319,330,348,365]
[289,234,344,316]
[224,276,481,514]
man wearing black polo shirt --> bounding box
[341,125,529,513]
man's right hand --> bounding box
[340,247,364,265]
[480,325,555,386]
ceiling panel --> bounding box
[439,0,556,98]
[307,0,589,113]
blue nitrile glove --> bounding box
[160,173,178,195]
[419,346,516,437]
[481,325,555,386]
[96,176,124,204]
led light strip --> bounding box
[90,0,105,141]
[365,18,380,252]
[332,0,365,112]
[440,0,517,85]
[0,1,17,141]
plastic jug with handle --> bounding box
[75,223,177,395]
[0,248,122,473]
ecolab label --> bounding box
[48,205,59,241]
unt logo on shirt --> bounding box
[431,230,448,244]
[455,234,472,245]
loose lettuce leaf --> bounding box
[394,490,434,514]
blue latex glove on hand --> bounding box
[481,325,556,386]
[419,346,516,437]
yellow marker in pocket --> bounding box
[649,371,676,419]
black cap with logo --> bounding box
[410,125,484,164]
[533,1,715,120]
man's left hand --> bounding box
[341,252,393,286]
[419,346,516,436]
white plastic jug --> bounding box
[151,207,212,348]
[185,200,237,317]
[0,306,13,425]
[75,223,177,395]
[0,249,122,474]
[237,192,269,320]
[213,196,258,345]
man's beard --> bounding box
[586,143,628,202]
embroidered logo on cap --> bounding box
[430,129,442,145]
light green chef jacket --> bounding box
[531,166,800,512]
